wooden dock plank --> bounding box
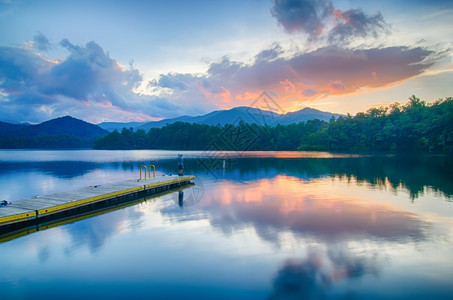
[0,175,194,227]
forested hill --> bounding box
[0,121,28,133]
[94,96,453,152]
[0,116,108,149]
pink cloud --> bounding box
[151,45,438,113]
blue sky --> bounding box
[0,0,452,123]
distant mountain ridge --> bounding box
[0,121,28,133]
[0,116,108,149]
[0,116,108,138]
[98,106,342,131]
[0,107,341,148]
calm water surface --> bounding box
[0,150,452,299]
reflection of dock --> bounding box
[0,175,194,233]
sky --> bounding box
[0,0,452,124]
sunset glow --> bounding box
[0,0,452,123]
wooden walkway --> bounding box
[0,175,195,229]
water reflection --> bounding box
[1,151,452,299]
[159,176,430,245]
[1,152,451,201]
[159,154,453,200]
[62,208,143,255]
[269,246,382,300]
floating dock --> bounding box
[0,175,195,233]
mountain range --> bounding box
[0,116,108,149]
[0,116,108,138]
[98,106,342,132]
[0,106,341,148]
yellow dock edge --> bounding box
[37,175,195,216]
[143,175,195,189]
[0,175,195,227]
[36,185,145,216]
[0,184,194,243]
[0,211,37,225]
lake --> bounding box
[0,150,452,299]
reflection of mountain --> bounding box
[0,161,99,178]
[0,161,142,179]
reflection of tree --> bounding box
[4,154,450,200]
[327,155,453,200]
[164,155,452,200]
[269,247,382,300]
[0,161,99,178]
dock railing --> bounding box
[149,164,156,179]
[139,164,156,179]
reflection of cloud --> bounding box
[38,246,50,262]
[269,246,382,299]
[198,176,430,244]
[63,205,145,254]
[270,258,329,300]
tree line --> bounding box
[93,96,453,152]
[0,135,98,149]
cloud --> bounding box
[270,0,389,45]
[0,33,443,124]
[33,32,52,51]
[149,72,195,91]
[254,43,283,62]
[49,39,134,100]
[270,0,333,37]
[329,9,390,45]
[150,45,436,111]
[0,40,190,123]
